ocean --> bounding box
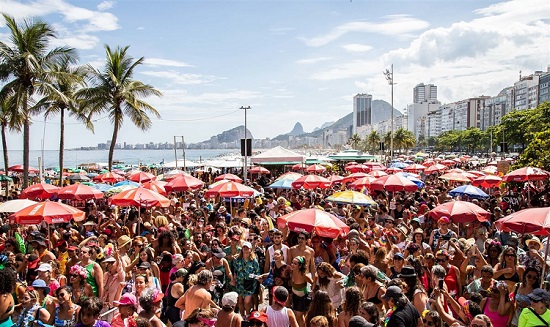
[0,149,237,169]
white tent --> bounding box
[163,159,201,168]
[251,146,305,164]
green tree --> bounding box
[34,58,92,186]
[349,133,361,150]
[367,131,380,154]
[394,128,405,154]
[80,45,162,171]
[514,129,550,170]
[0,93,23,175]
[0,14,76,187]
[401,129,416,153]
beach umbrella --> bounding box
[11,201,85,225]
[20,183,61,200]
[370,174,418,192]
[268,179,295,189]
[429,201,490,223]
[472,175,502,188]
[67,174,91,182]
[345,164,369,173]
[486,161,498,166]
[277,208,349,238]
[394,172,425,189]
[342,172,370,184]
[205,181,257,198]
[291,163,305,171]
[494,207,550,236]
[441,159,456,166]
[275,172,302,181]
[467,171,485,178]
[425,164,448,175]
[364,162,386,171]
[503,167,550,182]
[113,180,141,187]
[389,162,409,169]
[248,166,270,174]
[370,170,388,178]
[481,166,498,175]
[0,199,37,213]
[109,187,170,208]
[93,172,124,183]
[162,170,185,181]
[439,172,476,182]
[129,171,156,183]
[386,167,403,174]
[56,184,104,200]
[306,164,326,174]
[164,175,204,192]
[291,175,331,189]
[142,181,168,196]
[349,176,377,190]
[104,185,136,197]
[448,185,490,200]
[325,190,376,206]
[8,164,39,174]
[92,183,114,192]
[214,173,243,183]
[403,164,427,173]
[448,168,466,174]
[328,175,344,186]
[0,174,13,182]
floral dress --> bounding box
[232,257,260,296]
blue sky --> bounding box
[0,0,549,150]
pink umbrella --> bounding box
[277,208,349,238]
[425,164,449,175]
[129,171,156,183]
[328,175,344,186]
[8,164,39,174]
[441,159,456,166]
[248,166,270,174]
[56,184,104,200]
[306,164,327,174]
[495,207,550,236]
[342,172,370,184]
[439,172,477,182]
[291,164,305,171]
[370,170,388,178]
[214,173,243,183]
[345,164,369,173]
[503,167,550,182]
[164,175,205,192]
[430,201,490,223]
[370,174,418,192]
[386,167,403,174]
[291,175,331,189]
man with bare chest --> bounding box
[288,231,315,274]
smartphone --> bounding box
[438,279,444,289]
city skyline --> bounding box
[0,0,549,150]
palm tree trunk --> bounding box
[1,123,9,196]
[108,118,120,171]
[22,94,30,188]
[58,108,65,187]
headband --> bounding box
[198,317,217,327]
[296,256,305,265]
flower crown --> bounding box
[69,265,88,279]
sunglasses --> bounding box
[134,244,143,248]
[297,237,306,240]
[423,319,434,326]
[504,253,515,257]
[69,274,79,278]
[436,258,447,263]
[526,274,538,280]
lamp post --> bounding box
[384,64,394,159]
[240,106,251,182]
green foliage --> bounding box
[513,129,550,170]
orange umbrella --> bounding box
[56,184,104,200]
[204,181,256,198]
[503,167,550,182]
[11,201,85,225]
[164,175,205,192]
[20,183,61,200]
[277,208,349,238]
[109,187,170,208]
[306,164,327,174]
[214,173,243,183]
[129,171,156,183]
[291,175,331,189]
[142,181,168,196]
[370,175,418,192]
[93,172,125,183]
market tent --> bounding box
[250,146,305,164]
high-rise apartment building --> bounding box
[352,93,372,135]
[413,83,438,104]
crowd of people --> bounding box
[0,161,549,327]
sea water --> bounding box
[0,149,236,169]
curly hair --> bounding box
[342,286,362,316]
[293,256,307,274]
[309,316,328,327]
[79,296,103,317]
[305,291,336,327]
[69,265,88,280]
[361,301,379,326]
[0,258,17,295]
[316,262,336,288]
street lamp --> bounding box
[384,65,394,159]
[240,106,251,182]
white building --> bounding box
[413,83,438,103]
[480,87,514,130]
[407,101,440,137]
[514,72,541,110]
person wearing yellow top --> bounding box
[518,288,550,327]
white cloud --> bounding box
[299,15,430,47]
[143,58,194,68]
[140,70,220,85]
[295,57,332,64]
[341,43,373,53]
[97,0,115,11]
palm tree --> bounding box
[401,129,416,153]
[0,93,23,175]
[34,58,92,186]
[394,128,406,154]
[80,45,162,171]
[0,14,76,187]
[349,133,361,150]
[367,131,380,154]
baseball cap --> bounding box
[222,292,238,307]
[114,293,137,307]
[36,263,52,272]
[438,217,450,224]
[349,316,375,327]
[137,262,152,270]
[103,257,116,263]
[242,241,252,249]
[212,247,226,259]
[31,279,50,295]
[528,288,550,302]
[248,311,268,324]
[381,285,403,300]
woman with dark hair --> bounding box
[510,267,540,327]
[337,286,362,327]
[164,269,185,325]
[359,301,380,327]
[422,310,442,327]
[483,240,503,268]
[137,288,164,327]
[291,256,313,327]
[304,291,337,327]
[50,286,80,327]
[310,236,329,269]
[184,308,216,327]
[68,265,94,304]
[313,262,345,309]
[230,241,259,315]
[494,246,524,293]
[399,265,428,314]
[3,238,21,254]
[360,265,387,313]
[154,230,181,257]
[137,248,160,280]
[479,281,513,327]
[0,255,17,327]
[16,288,51,327]
[74,297,109,327]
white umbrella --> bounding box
[0,199,38,213]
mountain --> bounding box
[188,125,253,148]
[313,121,335,132]
[288,122,305,136]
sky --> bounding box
[0,0,549,150]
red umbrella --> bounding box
[306,164,327,174]
[467,170,486,177]
[349,176,377,190]
[342,172,369,184]
[205,181,256,198]
[11,201,85,225]
[20,183,61,200]
[429,201,490,223]
[56,184,104,200]
[441,159,456,166]
[277,208,349,238]
[370,174,418,192]
[471,175,502,188]
[276,172,303,181]
[403,164,426,173]
[8,164,39,174]
[214,173,243,183]
[142,181,168,196]
[328,175,344,186]
[439,172,477,182]
[291,164,305,171]
[162,170,185,181]
[93,172,125,183]
[494,207,550,236]
[425,164,448,175]
[370,170,388,178]
[164,175,205,192]
[248,166,270,174]
[386,167,403,174]
[291,175,331,189]
[129,171,156,183]
[503,167,550,182]
[345,164,369,173]
[109,187,170,208]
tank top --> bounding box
[366,285,382,304]
[432,229,454,250]
[483,298,509,327]
[443,267,459,297]
[54,305,77,327]
[496,270,520,283]
[85,263,99,296]
[266,306,290,327]
[165,282,178,307]
[268,245,289,263]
